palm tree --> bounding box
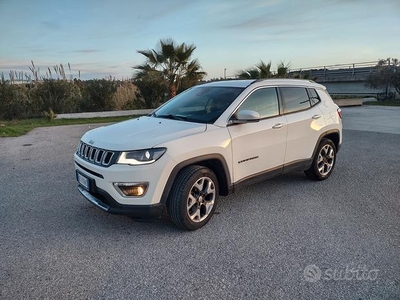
[178,59,207,93]
[134,39,207,98]
[276,61,291,78]
[236,60,292,79]
[236,61,272,79]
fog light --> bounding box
[114,183,148,197]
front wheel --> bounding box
[168,165,219,230]
[305,139,337,181]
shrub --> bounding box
[112,81,140,110]
[0,83,31,120]
[366,58,400,99]
[43,108,57,121]
[79,79,118,111]
[134,76,168,109]
[31,79,82,114]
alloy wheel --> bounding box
[186,177,216,222]
[317,144,335,176]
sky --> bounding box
[1,0,399,80]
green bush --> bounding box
[79,79,118,111]
[134,76,168,109]
[0,83,32,120]
[0,77,160,121]
[31,79,82,114]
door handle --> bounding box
[272,123,285,129]
[312,114,322,119]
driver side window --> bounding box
[237,88,279,119]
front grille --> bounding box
[76,141,116,167]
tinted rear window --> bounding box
[307,88,321,106]
[280,87,311,114]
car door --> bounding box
[279,87,326,165]
[227,87,287,184]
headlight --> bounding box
[117,148,166,165]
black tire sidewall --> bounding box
[169,166,219,230]
[312,139,336,180]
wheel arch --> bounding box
[322,130,341,153]
[160,154,232,205]
[312,130,341,158]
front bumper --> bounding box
[74,152,173,218]
[77,185,165,218]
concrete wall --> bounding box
[333,98,364,107]
[317,80,398,98]
[321,81,382,96]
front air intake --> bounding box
[76,141,115,167]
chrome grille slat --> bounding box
[84,145,89,158]
[76,141,115,167]
[89,148,96,161]
[79,143,84,154]
[97,150,105,164]
[103,152,114,165]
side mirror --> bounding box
[230,110,261,124]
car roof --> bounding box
[254,78,325,89]
[200,79,326,90]
[200,80,256,88]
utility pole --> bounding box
[224,68,227,79]
[386,58,391,99]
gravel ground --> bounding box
[0,112,399,299]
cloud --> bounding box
[217,0,394,33]
[214,1,313,32]
[74,49,99,53]
[137,0,192,21]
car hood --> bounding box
[81,116,206,150]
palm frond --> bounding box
[257,60,272,78]
[276,61,291,78]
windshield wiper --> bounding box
[155,114,188,121]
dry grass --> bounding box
[112,81,138,110]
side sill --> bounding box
[229,159,312,193]
[283,159,313,174]
[233,166,283,190]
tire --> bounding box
[305,139,337,181]
[167,165,219,230]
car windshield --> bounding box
[153,86,244,124]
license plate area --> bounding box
[77,171,90,191]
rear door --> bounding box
[279,87,326,164]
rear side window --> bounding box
[307,88,321,106]
[236,88,279,119]
[280,87,311,114]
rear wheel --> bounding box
[168,165,218,230]
[305,139,336,181]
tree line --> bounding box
[365,58,400,100]
[1,39,398,120]
[0,79,143,120]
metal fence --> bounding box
[288,61,378,82]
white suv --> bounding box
[74,79,342,230]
